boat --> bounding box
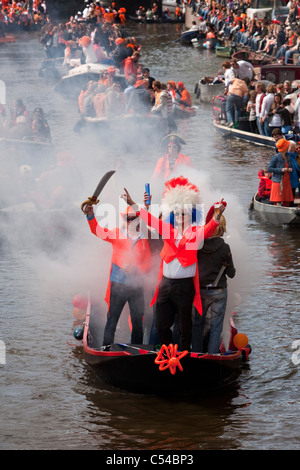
[215,45,234,58]
[194,78,225,103]
[54,63,126,96]
[213,119,276,148]
[76,297,251,397]
[232,49,274,66]
[179,30,202,46]
[259,63,300,83]
[251,192,300,225]
[173,104,197,118]
[129,15,184,24]
[0,34,16,43]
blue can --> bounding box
[145,183,151,205]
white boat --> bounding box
[251,193,300,225]
[195,79,225,103]
[55,63,125,95]
[213,120,276,148]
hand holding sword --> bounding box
[81,170,116,215]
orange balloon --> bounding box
[73,307,86,321]
[233,333,248,349]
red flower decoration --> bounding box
[154,344,188,375]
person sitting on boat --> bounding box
[83,201,152,347]
[104,79,125,118]
[192,209,235,354]
[110,37,129,69]
[9,115,33,141]
[230,58,254,82]
[151,80,169,133]
[267,138,294,207]
[176,82,192,108]
[124,78,151,115]
[225,77,249,128]
[167,81,181,103]
[31,107,52,143]
[142,67,155,89]
[257,169,272,202]
[121,178,226,351]
[123,51,140,81]
[152,134,193,181]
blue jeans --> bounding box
[103,282,144,345]
[192,288,228,353]
[257,117,271,136]
[226,94,242,124]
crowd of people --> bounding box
[188,0,300,60]
[0,0,48,34]
[212,57,300,136]
[0,98,51,142]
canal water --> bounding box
[0,23,299,450]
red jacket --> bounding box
[138,208,219,314]
[153,152,193,180]
[88,216,152,307]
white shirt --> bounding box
[224,68,235,86]
[294,96,300,124]
[163,233,196,279]
[260,93,274,118]
[235,60,254,80]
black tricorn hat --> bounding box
[161,134,186,146]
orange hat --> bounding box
[134,79,145,88]
[276,138,290,152]
[79,36,91,47]
[115,38,123,45]
[121,205,138,218]
[107,66,117,74]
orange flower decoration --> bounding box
[154,344,188,375]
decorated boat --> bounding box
[232,49,274,66]
[250,193,300,225]
[71,295,251,397]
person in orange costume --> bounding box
[122,177,225,350]
[84,203,152,346]
[177,82,192,107]
[152,134,193,181]
[123,51,140,81]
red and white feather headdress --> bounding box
[161,176,200,216]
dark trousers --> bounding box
[103,282,144,346]
[156,276,195,350]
